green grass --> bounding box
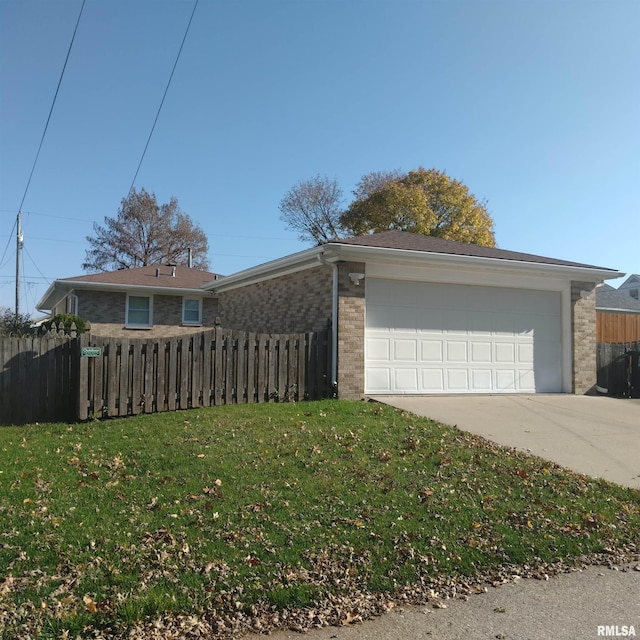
[1,401,638,638]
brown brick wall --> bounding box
[75,290,218,338]
[337,262,366,400]
[571,281,597,393]
[217,266,333,333]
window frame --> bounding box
[66,293,78,315]
[125,294,153,328]
[182,297,203,325]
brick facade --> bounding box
[336,262,366,400]
[571,280,597,394]
[217,265,333,333]
[72,290,218,338]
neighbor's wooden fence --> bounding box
[76,329,330,420]
[597,312,640,343]
[0,327,330,425]
[0,328,78,424]
[596,341,640,396]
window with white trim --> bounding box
[126,295,152,327]
[182,298,202,325]
[66,293,78,315]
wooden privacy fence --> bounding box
[0,328,330,425]
[597,341,640,397]
[597,312,640,343]
[0,330,78,424]
[77,328,330,420]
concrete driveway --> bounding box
[374,394,640,488]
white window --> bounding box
[126,295,152,327]
[182,298,202,325]
[66,293,78,315]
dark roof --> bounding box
[332,230,615,271]
[60,264,222,290]
[596,283,640,312]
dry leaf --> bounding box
[83,594,98,613]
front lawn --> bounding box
[1,401,638,638]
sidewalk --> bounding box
[243,563,640,640]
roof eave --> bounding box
[37,280,214,312]
[326,244,624,281]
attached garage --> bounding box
[209,230,623,399]
[365,279,562,394]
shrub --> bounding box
[0,308,33,337]
[42,313,88,335]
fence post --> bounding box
[77,333,89,420]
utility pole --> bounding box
[15,212,23,317]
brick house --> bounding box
[38,231,623,397]
[37,264,221,338]
[203,231,622,398]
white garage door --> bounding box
[365,279,562,394]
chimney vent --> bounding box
[171,266,176,277]
[156,268,160,277]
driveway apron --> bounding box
[373,394,640,489]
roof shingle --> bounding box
[60,264,222,290]
[332,230,615,271]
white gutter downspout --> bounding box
[318,251,338,394]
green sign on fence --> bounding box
[81,346,102,358]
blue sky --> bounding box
[1,0,638,317]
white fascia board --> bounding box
[330,244,623,282]
[207,246,327,292]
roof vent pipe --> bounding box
[188,248,193,269]
[156,268,160,277]
[171,266,176,277]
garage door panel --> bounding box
[365,279,562,394]
[444,309,468,334]
[447,369,469,390]
[395,368,418,392]
[517,343,534,364]
[421,369,444,391]
[394,339,417,361]
[421,340,443,362]
[446,341,468,362]
[468,311,494,335]
[495,343,516,363]
[471,341,492,363]
[495,370,517,391]
[367,337,390,360]
[471,369,493,390]
[416,309,445,333]
[366,368,391,392]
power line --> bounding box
[127,0,199,195]
[17,0,86,214]
[0,218,16,269]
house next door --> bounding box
[365,279,562,394]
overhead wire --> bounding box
[17,0,86,214]
[126,0,199,196]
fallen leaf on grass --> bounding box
[83,594,98,613]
